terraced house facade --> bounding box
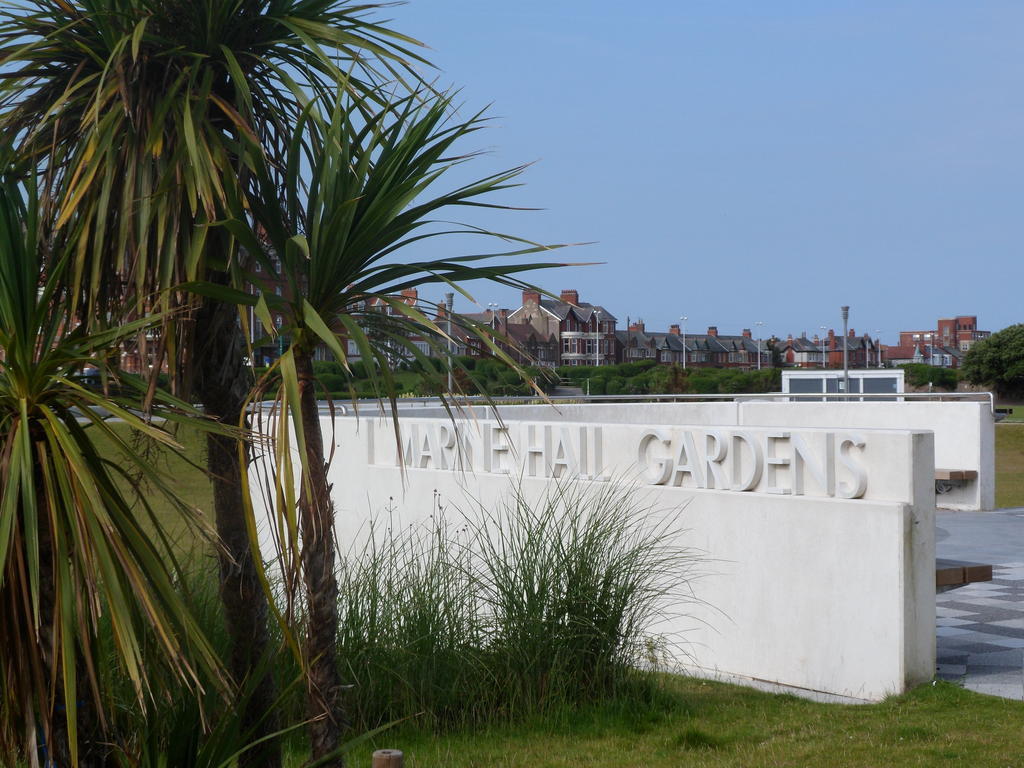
[506,289,617,367]
[615,322,769,369]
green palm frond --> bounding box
[227,82,579,597]
[0,0,429,358]
[0,174,227,766]
[243,85,575,368]
[215,85,579,756]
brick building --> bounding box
[890,315,989,370]
[778,329,880,368]
[899,315,989,356]
[506,289,617,367]
[615,323,768,369]
[458,307,560,367]
[778,333,826,368]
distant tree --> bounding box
[962,324,1024,399]
[900,363,958,391]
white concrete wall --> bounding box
[309,411,937,702]
[736,402,993,512]
[393,400,993,511]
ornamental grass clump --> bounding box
[336,504,491,731]
[473,480,695,715]
[334,481,699,732]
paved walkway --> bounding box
[936,509,1024,699]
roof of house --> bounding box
[505,324,557,344]
[784,336,823,353]
[883,345,918,360]
[615,329,759,355]
[885,344,962,361]
[536,299,618,324]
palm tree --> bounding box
[0,4,427,763]
[216,86,570,764]
[0,172,227,767]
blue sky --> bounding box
[385,1,1023,344]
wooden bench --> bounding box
[935,468,978,495]
[936,558,993,592]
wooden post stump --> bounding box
[372,749,404,768]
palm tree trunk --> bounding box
[194,294,281,768]
[294,350,345,766]
[34,504,75,768]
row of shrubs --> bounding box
[254,357,959,399]
[255,356,552,399]
[557,360,782,395]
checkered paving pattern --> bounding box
[936,562,1024,699]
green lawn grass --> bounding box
[93,421,215,557]
[331,677,1024,768]
[997,406,1024,423]
[996,424,1024,509]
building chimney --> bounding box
[742,328,752,339]
[498,308,509,329]
[787,333,793,342]
[559,289,579,305]
[849,327,856,337]
[629,320,645,333]
[522,290,541,306]
[707,326,718,337]
[669,324,681,335]
[401,288,418,302]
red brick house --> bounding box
[506,289,617,367]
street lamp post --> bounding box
[841,305,850,394]
[819,325,827,368]
[680,315,688,369]
[755,320,766,370]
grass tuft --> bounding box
[333,480,700,733]
[673,726,728,750]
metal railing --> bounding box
[323,390,995,414]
